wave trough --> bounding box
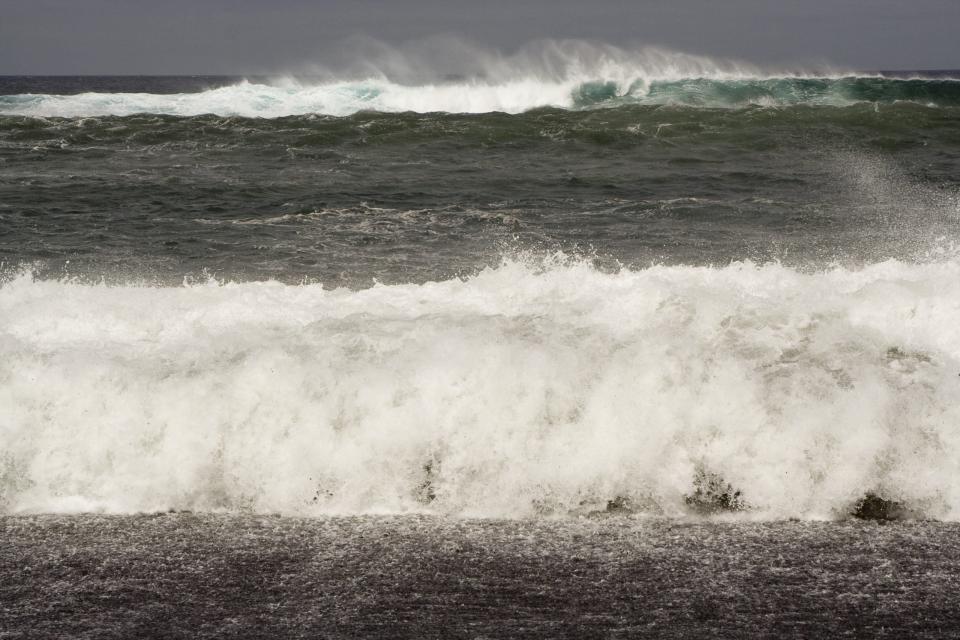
[2,257,959,519]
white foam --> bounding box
[0,43,847,118]
[2,256,960,518]
[0,79,582,118]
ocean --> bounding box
[2,51,960,636]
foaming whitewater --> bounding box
[0,79,585,118]
[8,42,958,117]
[2,257,960,519]
[0,43,756,117]
[5,77,960,118]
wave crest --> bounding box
[2,42,956,117]
[4,77,959,118]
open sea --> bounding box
[2,50,960,636]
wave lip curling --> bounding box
[3,43,957,117]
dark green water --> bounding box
[1,77,959,285]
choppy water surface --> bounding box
[1,59,960,521]
[3,515,960,638]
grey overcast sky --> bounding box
[1,0,958,75]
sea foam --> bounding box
[0,44,767,117]
[4,76,959,118]
[2,257,959,518]
[9,43,956,117]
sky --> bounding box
[2,0,958,75]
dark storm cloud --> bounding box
[2,0,958,74]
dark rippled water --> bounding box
[2,76,959,285]
[4,515,960,639]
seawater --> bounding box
[1,47,959,520]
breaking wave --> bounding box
[4,77,960,118]
[2,256,960,519]
[1,43,958,117]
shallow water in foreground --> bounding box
[3,514,960,638]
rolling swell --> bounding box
[2,76,960,118]
[2,101,956,147]
[2,257,960,519]
[2,100,958,286]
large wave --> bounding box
[2,256,959,519]
[2,42,958,117]
[5,77,960,118]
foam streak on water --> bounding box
[2,257,959,518]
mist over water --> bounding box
[1,42,960,519]
[6,74,960,118]
[1,42,958,117]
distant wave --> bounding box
[3,77,959,118]
[1,42,958,117]
[2,256,960,518]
